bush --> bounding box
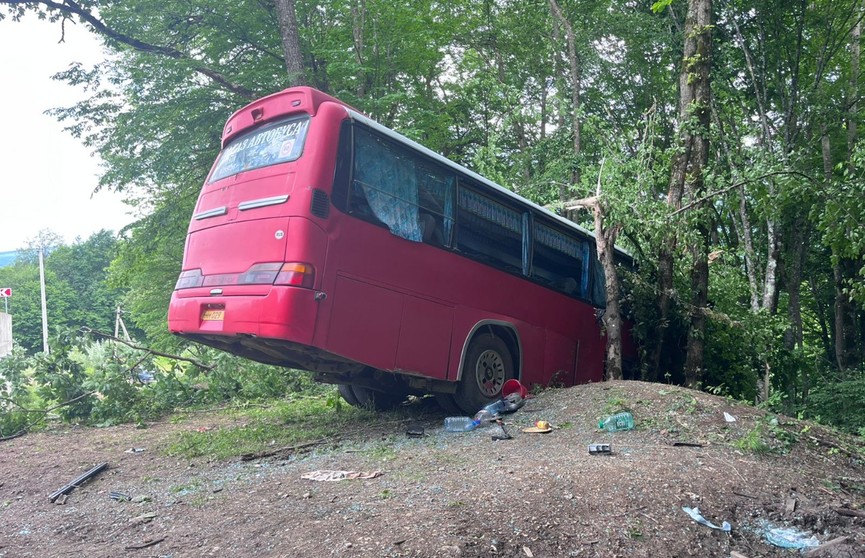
[0,329,322,428]
[803,371,865,435]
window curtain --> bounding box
[354,134,422,242]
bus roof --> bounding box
[345,109,633,261]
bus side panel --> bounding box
[543,331,579,386]
[574,311,605,383]
[326,274,402,371]
[396,296,452,379]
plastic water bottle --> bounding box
[444,416,480,432]
[598,411,635,432]
[479,399,507,419]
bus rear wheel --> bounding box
[337,384,361,407]
[436,393,464,414]
[453,333,514,414]
[349,385,406,411]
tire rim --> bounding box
[474,349,505,397]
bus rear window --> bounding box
[209,116,310,182]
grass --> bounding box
[165,392,381,460]
[731,415,803,455]
[363,442,398,462]
[734,423,771,454]
[602,392,631,415]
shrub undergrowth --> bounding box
[0,328,321,436]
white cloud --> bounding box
[0,15,132,252]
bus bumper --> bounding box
[168,286,319,344]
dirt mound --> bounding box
[1,380,864,557]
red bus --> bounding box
[168,87,634,414]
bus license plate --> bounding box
[201,309,225,321]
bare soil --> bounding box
[1,380,864,558]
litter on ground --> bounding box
[301,470,382,482]
[682,506,732,532]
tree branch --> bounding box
[1,390,96,414]
[2,0,256,99]
[564,195,599,211]
[669,170,816,217]
[81,328,216,371]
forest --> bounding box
[0,0,863,436]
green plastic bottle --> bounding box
[598,411,635,432]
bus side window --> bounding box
[331,121,353,213]
[347,125,455,246]
[417,168,454,247]
[351,128,423,242]
[456,186,523,274]
[531,221,588,299]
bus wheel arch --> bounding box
[453,322,520,413]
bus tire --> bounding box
[350,385,406,411]
[338,384,361,407]
[436,393,464,414]
[454,333,514,414]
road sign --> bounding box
[0,288,10,297]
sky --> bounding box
[0,15,132,253]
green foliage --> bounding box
[734,415,799,455]
[0,330,324,429]
[0,346,44,436]
[803,371,865,435]
[31,330,94,421]
[602,392,631,415]
[817,144,865,305]
[0,230,125,354]
[734,422,771,454]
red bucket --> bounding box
[502,379,528,399]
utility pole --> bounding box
[115,306,131,341]
[39,247,49,354]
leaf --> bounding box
[651,0,675,13]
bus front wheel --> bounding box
[454,334,514,414]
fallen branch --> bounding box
[82,328,215,371]
[1,390,95,414]
[49,462,109,503]
[240,438,332,461]
[125,537,166,550]
[807,435,859,459]
[833,507,865,518]
[0,430,25,442]
[732,491,758,500]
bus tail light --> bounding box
[176,269,204,289]
[274,262,315,288]
[238,262,283,285]
[179,263,315,290]
[236,262,315,288]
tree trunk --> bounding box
[684,223,710,387]
[653,0,713,386]
[351,0,366,97]
[566,188,623,380]
[738,185,761,311]
[762,215,781,314]
[785,217,805,350]
[833,262,859,373]
[275,0,307,86]
[549,0,582,189]
[808,271,834,371]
